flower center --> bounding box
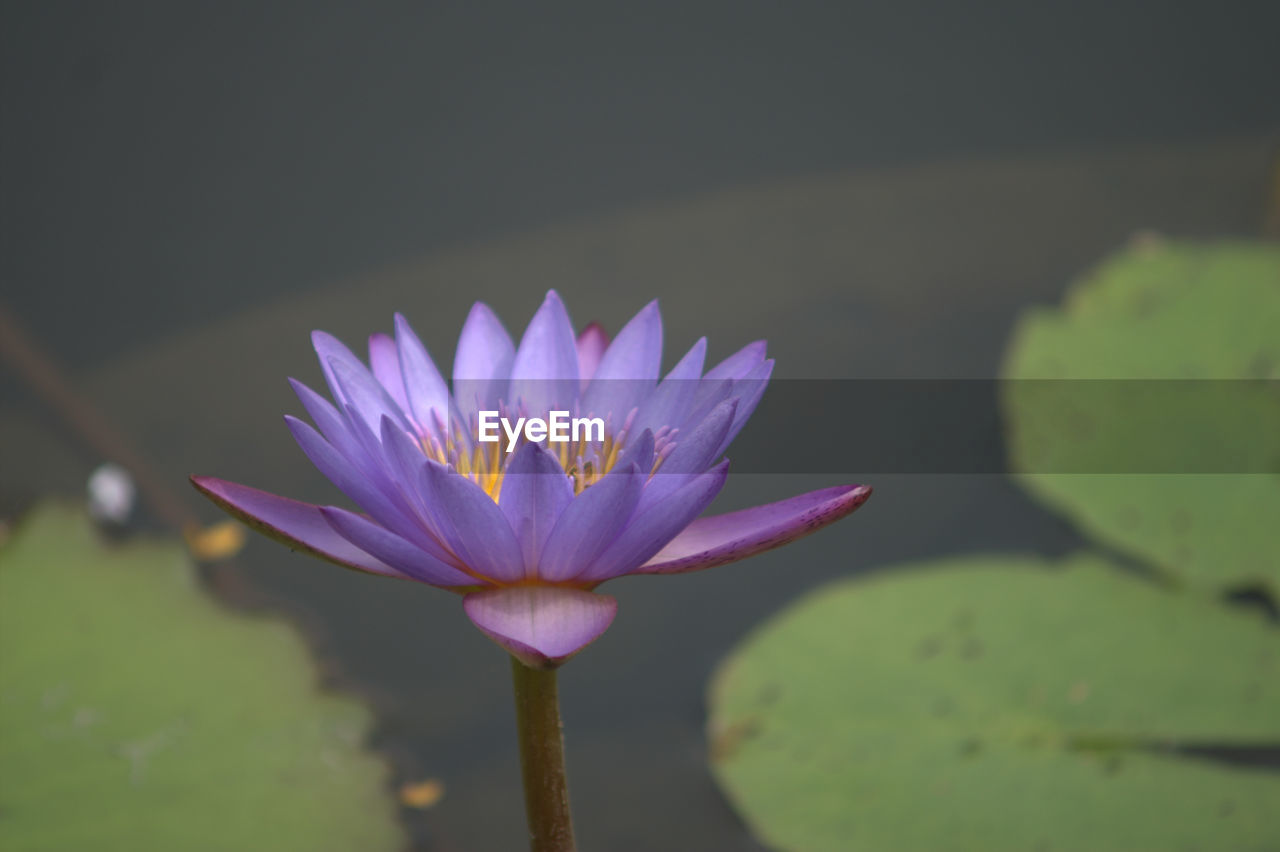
[416,409,674,501]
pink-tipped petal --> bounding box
[636,484,873,574]
[575,322,609,385]
[190,476,405,579]
[463,586,617,669]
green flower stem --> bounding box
[510,657,576,852]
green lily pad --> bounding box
[708,554,1280,852]
[1001,239,1280,592]
[0,503,404,851]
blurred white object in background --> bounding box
[87,463,136,525]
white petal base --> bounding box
[463,586,617,669]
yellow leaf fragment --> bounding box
[398,779,445,809]
[184,520,247,561]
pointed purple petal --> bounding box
[580,300,662,420]
[328,353,413,437]
[498,442,574,578]
[289,378,373,468]
[636,484,873,575]
[392,313,451,437]
[589,300,663,382]
[318,506,478,588]
[420,461,525,583]
[575,322,609,385]
[463,586,617,668]
[311,330,376,406]
[285,415,409,528]
[510,290,580,417]
[704,340,767,381]
[374,416,467,566]
[190,476,405,579]
[717,358,774,456]
[538,463,643,582]
[579,460,729,582]
[285,409,451,571]
[453,302,515,422]
[666,336,708,380]
[329,406,479,573]
[368,332,410,412]
[637,399,736,512]
[685,376,735,431]
[629,337,707,439]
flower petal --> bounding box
[453,302,515,423]
[190,476,405,579]
[510,290,580,417]
[374,416,467,566]
[420,460,526,583]
[575,322,609,386]
[319,506,479,587]
[368,333,410,412]
[579,460,729,583]
[704,340,767,381]
[463,586,617,669]
[394,313,451,438]
[327,352,413,437]
[589,299,663,382]
[498,442,574,578]
[538,463,642,582]
[285,414,411,529]
[580,300,662,420]
[629,337,707,439]
[717,358,774,456]
[637,398,736,512]
[636,484,873,574]
[330,407,479,571]
[289,378,374,469]
[690,340,764,424]
[310,330,369,406]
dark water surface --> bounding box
[3,1,1279,367]
[2,5,1278,849]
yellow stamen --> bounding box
[415,417,672,502]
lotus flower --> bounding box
[192,292,870,668]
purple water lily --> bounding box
[192,292,870,668]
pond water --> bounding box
[2,5,1277,849]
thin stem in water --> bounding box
[510,657,576,852]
